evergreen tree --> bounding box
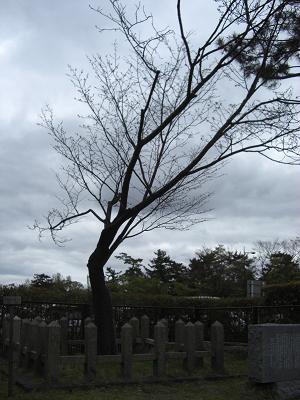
[145,249,187,294]
[31,273,53,288]
[262,252,300,284]
[188,246,256,297]
[115,252,145,281]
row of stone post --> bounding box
[83,318,224,381]
[1,315,63,383]
[1,315,224,383]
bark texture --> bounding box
[87,233,117,355]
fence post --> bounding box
[121,323,133,381]
[12,316,21,367]
[195,320,204,367]
[160,318,169,343]
[8,314,20,397]
[60,317,68,356]
[31,318,40,370]
[153,322,166,377]
[45,321,61,384]
[129,317,139,345]
[84,317,92,326]
[195,321,204,350]
[184,322,196,374]
[38,321,47,375]
[140,315,150,340]
[2,315,10,350]
[20,319,30,368]
[211,321,224,373]
[175,319,185,351]
[35,316,42,324]
[85,322,97,381]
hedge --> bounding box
[263,280,300,305]
[111,292,264,308]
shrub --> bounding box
[111,292,263,308]
[263,280,300,305]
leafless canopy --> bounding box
[35,0,299,252]
[255,237,300,267]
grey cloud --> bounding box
[0,0,299,285]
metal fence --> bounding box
[112,304,300,342]
[1,301,300,343]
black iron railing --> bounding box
[1,301,300,343]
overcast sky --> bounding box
[1,1,299,286]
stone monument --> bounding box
[248,324,300,399]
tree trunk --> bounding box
[87,232,117,355]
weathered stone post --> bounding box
[195,321,204,350]
[26,320,35,369]
[140,315,150,340]
[159,318,169,343]
[129,317,139,345]
[153,322,167,377]
[3,296,21,397]
[85,322,97,381]
[84,317,92,346]
[175,319,185,351]
[20,318,30,368]
[2,315,10,350]
[184,322,196,374]
[84,317,93,326]
[45,321,61,384]
[38,321,48,375]
[121,323,133,381]
[59,317,68,356]
[195,320,204,367]
[31,318,40,370]
[211,321,224,373]
[12,317,21,372]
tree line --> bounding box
[106,238,300,298]
[2,238,299,301]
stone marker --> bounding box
[12,316,21,368]
[59,317,68,355]
[153,322,166,377]
[248,324,300,383]
[2,315,10,347]
[46,321,61,383]
[160,318,169,343]
[211,321,224,373]
[175,319,185,351]
[85,322,97,381]
[121,323,133,380]
[195,320,204,367]
[195,321,204,350]
[38,321,48,374]
[140,315,150,339]
[184,322,196,374]
[129,317,139,344]
[20,319,30,368]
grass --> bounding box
[0,375,281,400]
[0,351,297,399]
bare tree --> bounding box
[34,0,300,354]
[255,237,300,272]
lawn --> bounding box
[0,375,281,400]
[0,351,290,400]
